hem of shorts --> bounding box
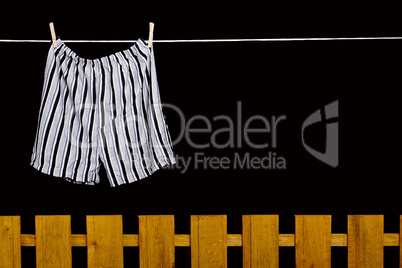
[30,161,98,186]
[31,157,176,187]
[113,157,177,187]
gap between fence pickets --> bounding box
[19,233,400,247]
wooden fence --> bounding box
[0,215,401,267]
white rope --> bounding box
[1,36,402,44]
[154,37,402,43]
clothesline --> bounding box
[1,36,402,44]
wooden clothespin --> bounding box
[148,22,155,48]
[49,22,57,48]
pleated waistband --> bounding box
[53,38,150,68]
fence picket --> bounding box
[86,215,124,268]
[0,216,21,268]
[348,215,384,268]
[191,215,227,268]
[243,215,279,268]
[295,215,331,267]
[139,215,175,267]
[35,215,72,268]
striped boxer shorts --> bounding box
[31,39,176,186]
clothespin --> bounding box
[148,22,154,48]
[49,22,57,48]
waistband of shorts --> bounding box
[53,38,150,66]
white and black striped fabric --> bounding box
[31,39,176,186]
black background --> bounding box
[1,2,401,267]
